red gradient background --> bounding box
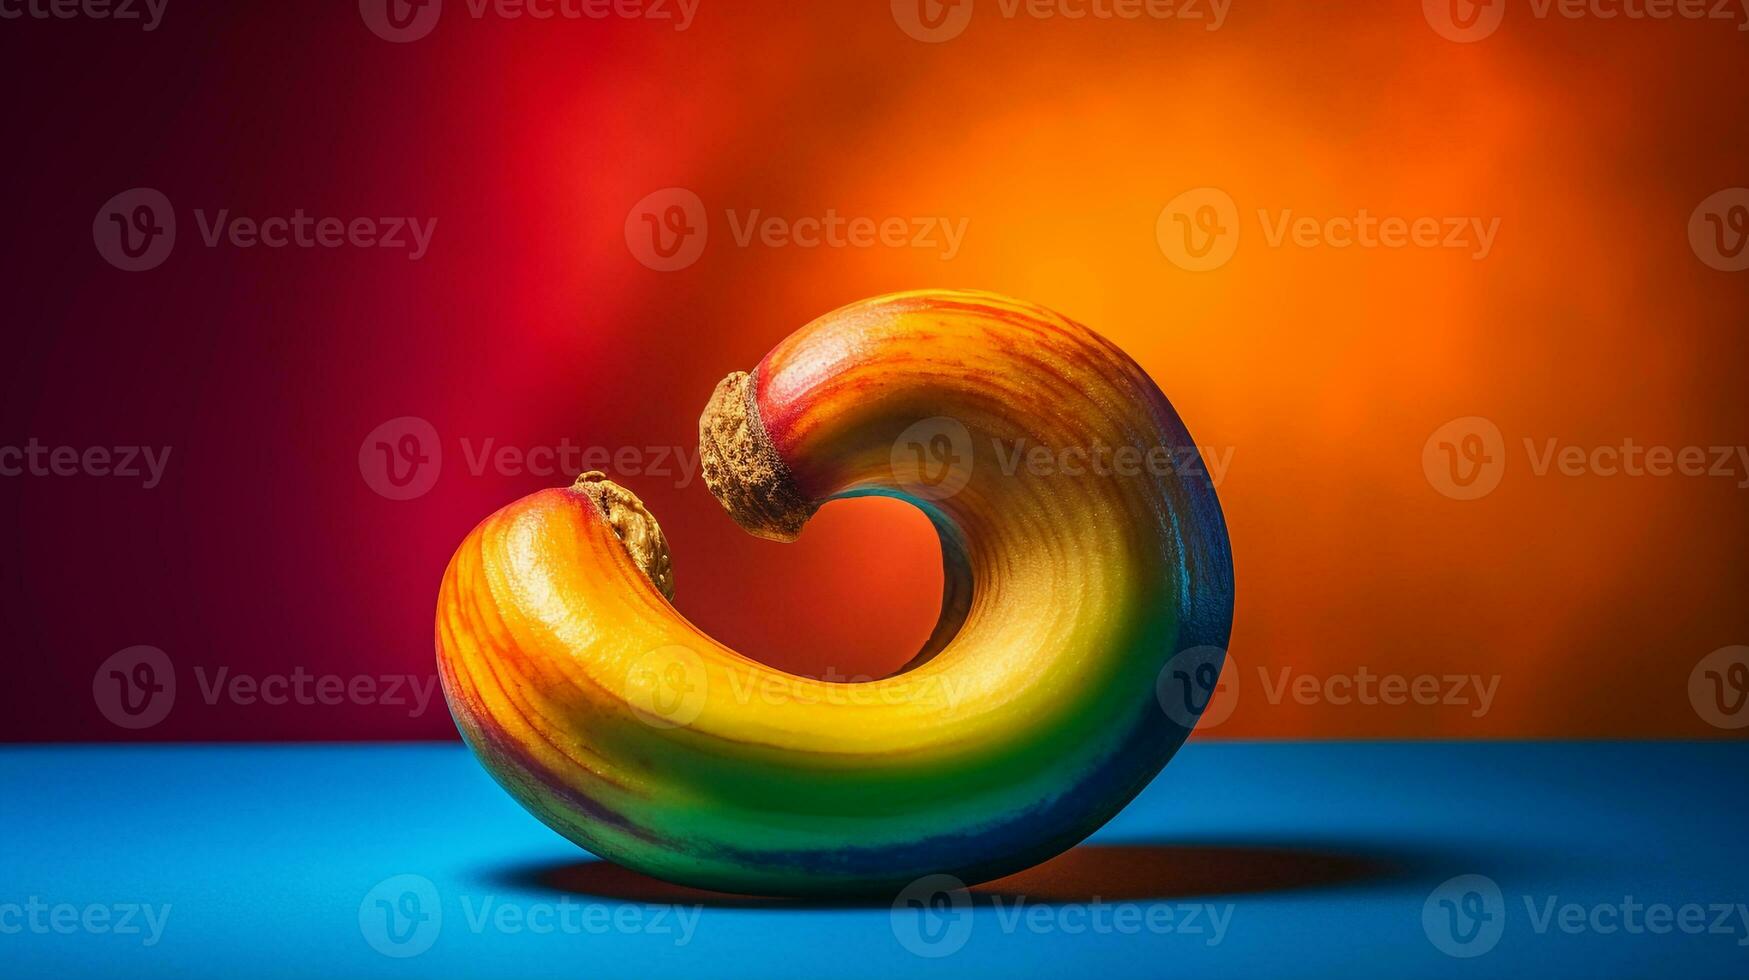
[2,0,1746,741]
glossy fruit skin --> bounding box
[436,289,1234,896]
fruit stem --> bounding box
[698,370,813,542]
[571,471,675,601]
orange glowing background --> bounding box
[582,2,1749,739]
[6,1,1746,741]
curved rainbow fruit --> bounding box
[436,289,1234,896]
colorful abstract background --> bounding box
[3,0,1746,741]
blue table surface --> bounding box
[1,742,1744,978]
